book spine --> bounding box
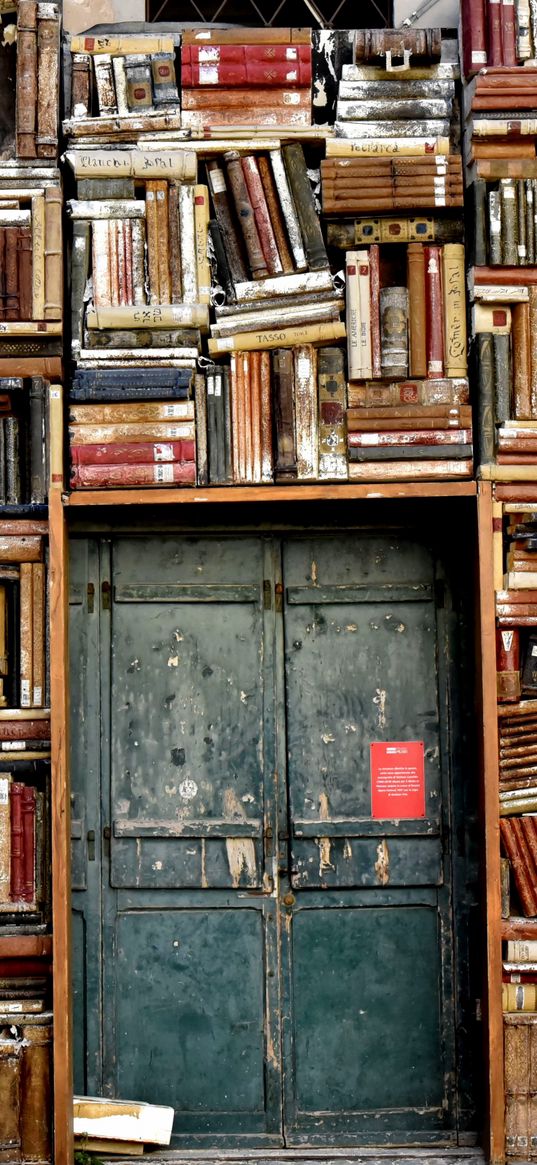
[241,155,283,278]
[44,186,62,321]
[112,56,129,116]
[517,0,532,57]
[155,181,171,304]
[36,2,59,158]
[20,563,33,709]
[206,159,248,286]
[32,192,45,320]
[166,181,182,305]
[513,302,531,418]
[425,245,444,378]
[194,185,211,305]
[71,439,195,466]
[407,243,427,378]
[501,180,519,265]
[346,251,361,380]
[0,775,10,903]
[369,243,381,379]
[4,228,18,323]
[462,0,488,74]
[269,149,307,272]
[250,350,262,483]
[116,219,127,306]
[151,52,179,105]
[477,333,496,463]
[294,344,318,479]
[93,53,117,114]
[208,321,346,354]
[5,417,20,505]
[527,180,535,265]
[125,57,153,111]
[17,227,33,323]
[70,221,90,358]
[92,219,112,308]
[380,286,409,379]
[272,347,296,477]
[10,782,24,900]
[442,243,467,378]
[21,785,35,901]
[257,155,294,275]
[71,462,196,487]
[318,347,347,480]
[70,401,194,424]
[130,219,146,307]
[19,1021,52,1160]
[497,628,522,701]
[29,377,45,503]
[16,0,38,158]
[178,184,198,303]
[357,249,372,380]
[69,421,195,445]
[501,0,518,65]
[225,151,268,280]
[145,183,160,306]
[518,180,527,265]
[259,351,273,483]
[108,220,119,308]
[493,334,512,424]
[282,143,328,271]
[32,562,45,708]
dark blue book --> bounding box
[348,444,473,462]
[70,367,193,403]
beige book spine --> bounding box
[31,562,45,708]
[70,34,176,54]
[65,149,197,181]
[350,459,472,481]
[112,56,129,116]
[346,251,362,380]
[473,303,512,333]
[69,421,195,445]
[43,186,62,320]
[70,401,194,424]
[155,182,171,304]
[108,220,120,307]
[260,350,273,483]
[179,184,198,304]
[19,563,33,710]
[49,384,63,489]
[130,219,146,307]
[269,149,307,272]
[194,185,211,305]
[86,303,208,329]
[208,321,346,354]
[145,183,160,305]
[294,344,318,479]
[441,243,468,378]
[116,218,126,305]
[530,285,537,417]
[357,249,372,379]
[36,1,59,158]
[0,775,11,902]
[31,192,45,320]
[326,137,451,158]
[92,219,112,308]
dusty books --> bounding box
[69,400,197,490]
[15,1,60,161]
[322,156,464,215]
[472,290,537,465]
[0,179,62,341]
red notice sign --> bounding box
[370,740,426,820]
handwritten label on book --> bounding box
[370,740,425,819]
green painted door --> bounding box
[70,530,477,1147]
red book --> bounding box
[424,245,444,379]
[348,428,472,447]
[21,785,35,903]
[497,627,521,702]
[0,719,50,741]
[181,44,311,64]
[461,0,488,75]
[70,461,197,489]
[10,782,24,901]
[241,155,282,276]
[181,60,312,87]
[500,0,517,66]
[70,440,195,466]
[369,243,381,378]
[488,0,504,64]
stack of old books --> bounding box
[180,27,312,132]
[0,377,51,505]
[461,0,533,73]
[63,30,181,145]
[464,69,537,167]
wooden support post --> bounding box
[478,480,505,1165]
[49,487,73,1165]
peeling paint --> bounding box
[375,839,390,886]
[168,655,179,667]
[346,623,358,632]
[311,560,318,584]
[345,724,357,734]
[201,839,208,889]
[343,839,352,860]
[164,784,177,797]
[318,792,334,875]
[373,688,387,729]
[224,787,257,887]
[174,630,183,642]
[240,690,248,704]
[152,860,163,871]
[321,732,335,744]
[394,623,405,633]
[242,794,254,804]
[179,778,197,800]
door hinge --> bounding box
[86,583,95,614]
[101,581,111,611]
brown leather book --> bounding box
[181,86,311,109]
[241,155,282,277]
[10,781,25,900]
[17,227,33,321]
[19,563,33,710]
[407,243,427,378]
[513,302,531,419]
[369,243,381,379]
[497,628,521,702]
[71,52,91,118]
[145,182,160,305]
[501,817,537,915]
[224,152,268,280]
[0,1024,20,1144]
[16,0,38,158]
[530,286,537,419]
[168,182,182,304]
[272,348,296,478]
[21,785,35,902]
[206,159,248,287]
[0,536,42,563]
[19,1018,52,1160]
[472,142,537,158]
[425,246,444,378]
[250,349,262,482]
[44,186,62,321]
[260,350,273,483]
[256,155,294,275]
[354,27,442,63]
[36,2,59,159]
[154,181,171,304]
[4,228,19,323]
[91,220,111,308]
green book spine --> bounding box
[477,333,496,465]
[493,333,512,424]
[282,142,329,272]
[501,179,519,266]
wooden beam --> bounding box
[477,481,505,1165]
[65,481,477,507]
[49,487,73,1165]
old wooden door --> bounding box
[70,529,477,1148]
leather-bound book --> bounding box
[16,0,38,158]
[108,220,119,308]
[36,2,59,158]
[125,55,153,111]
[194,373,208,487]
[225,152,268,281]
[380,286,409,379]
[5,417,21,506]
[250,350,262,483]
[369,243,381,378]
[357,249,372,379]
[116,220,127,306]
[92,220,112,308]
[497,628,522,701]
[71,462,196,488]
[71,221,90,357]
[269,149,307,272]
[71,52,91,118]
[257,155,294,275]
[441,244,467,379]
[424,245,444,378]
[44,186,62,321]
[21,784,35,902]
[346,251,361,380]
[4,229,19,323]
[488,190,502,265]
[194,185,211,305]
[354,28,442,64]
[241,156,282,277]
[19,1018,52,1161]
[318,347,347,480]
[282,143,328,271]
[294,344,318,479]
[493,334,511,424]
[32,562,45,708]
[517,180,527,265]
[155,181,171,304]
[259,351,273,483]
[17,228,33,323]
[206,159,248,287]
[461,0,487,76]
[69,401,194,425]
[151,53,179,105]
[501,179,518,265]
[529,285,537,417]
[526,179,535,264]
[93,54,117,114]
[167,182,182,304]
[131,219,145,306]
[272,348,297,477]
[0,229,6,323]
[182,58,311,86]
[182,27,311,44]
[183,43,311,63]
[19,563,33,710]
[407,243,427,378]
[29,377,46,504]
[0,774,11,903]
[10,781,24,900]
[145,182,160,305]
[513,302,531,418]
[112,56,129,116]
[209,219,235,304]
[501,0,518,65]
[477,333,496,464]
[500,817,537,915]
[71,439,195,467]
[488,0,504,64]
[179,184,198,303]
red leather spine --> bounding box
[488,0,504,65]
[70,461,197,488]
[500,0,517,65]
[461,0,488,75]
[369,243,381,379]
[10,782,24,901]
[182,44,311,64]
[424,245,444,379]
[70,440,195,466]
[181,60,311,86]
[21,785,35,902]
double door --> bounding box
[70,529,477,1147]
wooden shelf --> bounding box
[501,918,537,940]
[0,934,52,958]
[65,481,478,508]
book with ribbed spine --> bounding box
[16,1,38,157]
[71,462,196,488]
[294,344,318,479]
[71,440,195,467]
[225,151,268,280]
[318,348,347,480]
[36,3,59,158]
[407,244,427,379]
[272,348,296,478]
[441,244,467,379]
[380,287,408,380]
[425,246,444,379]
[206,158,248,287]
[282,143,328,272]
[0,775,10,902]
[10,782,24,900]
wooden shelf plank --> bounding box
[65,481,478,507]
[501,918,537,940]
[0,934,52,958]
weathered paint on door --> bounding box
[70,531,476,1147]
